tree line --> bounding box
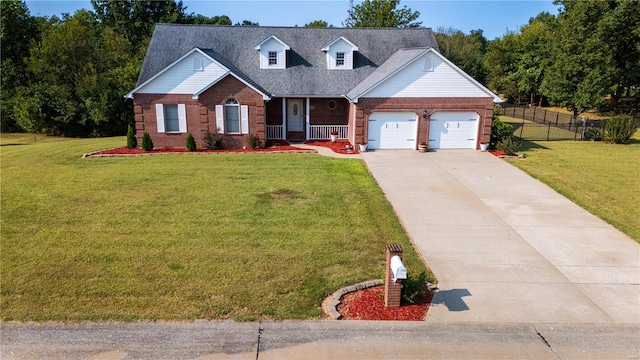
[1,0,637,137]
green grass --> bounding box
[503,130,640,243]
[502,116,579,140]
[1,134,432,322]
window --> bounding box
[424,57,434,72]
[193,56,203,71]
[336,52,345,66]
[163,104,180,132]
[225,99,240,133]
[268,51,278,66]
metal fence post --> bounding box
[520,121,525,139]
[522,106,526,119]
[543,109,547,124]
[547,123,551,141]
[556,112,560,127]
[533,106,537,123]
[513,106,516,118]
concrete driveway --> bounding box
[361,150,639,324]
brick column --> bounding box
[384,244,403,307]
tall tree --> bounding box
[304,20,329,27]
[0,0,39,131]
[186,14,231,25]
[435,27,488,85]
[484,32,522,103]
[20,10,135,136]
[347,0,421,28]
[90,0,189,51]
[541,0,613,117]
[514,12,554,106]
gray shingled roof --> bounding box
[138,24,439,97]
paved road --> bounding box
[2,321,639,359]
[360,150,639,324]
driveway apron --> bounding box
[360,150,639,324]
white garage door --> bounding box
[428,112,479,149]
[368,112,417,149]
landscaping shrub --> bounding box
[247,133,261,150]
[203,128,223,150]
[496,137,521,156]
[490,117,514,150]
[141,132,153,151]
[126,124,137,149]
[185,133,196,151]
[603,115,637,144]
[401,271,429,304]
[583,127,603,141]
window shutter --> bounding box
[178,104,187,132]
[215,105,224,133]
[156,104,165,133]
[240,105,249,134]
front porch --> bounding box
[265,97,350,141]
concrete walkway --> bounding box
[360,150,639,324]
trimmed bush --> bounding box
[496,137,521,156]
[490,117,514,150]
[401,271,429,304]
[603,116,637,144]
[126,124,137,149]
[141,132,153,151]
[583,127,603,141]
[186,133,196,151]
[203,128,223,150]
[247,133,261,150]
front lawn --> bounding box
[0,134,432,322]
[504,131,640,243]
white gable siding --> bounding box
[363,53,489,98]
[259,38,287,69]
[137,52,227,94]
[326,39,354,70]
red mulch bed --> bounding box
[304,140,359,155]
[337,286,433,321]
[490,150,507,157]
[87,141,310,156]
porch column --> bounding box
[281,98,286,140]
[305,98,310,141]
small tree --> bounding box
[247,133,261,150]
[185,133,196,151]
[203,128,223,150]
[126,124,137,149]
[141,132,153,151]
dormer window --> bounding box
[322,37,358,70]
[268,51,278,66]
[336,52,345,67]
[255,35,291,69]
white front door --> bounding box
[287,99,304,132]
[429,112,479,149]
[368,112,417,149]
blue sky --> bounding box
[25,0,559,40]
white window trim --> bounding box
[268,51,278,66]
[336,52,345,67]
[224,99,241,134]
[193,56,204,71]
[156,103,187,133]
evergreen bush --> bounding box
[490,117,514,150]
[583,127,603,141]
[126,124,137,149]
[496,137,521,156]
[603,116,637,144]
[401,271,429,304]
[141,132,153,151]
[186,133,196,151]
[203,128,223,150]
[247,133,261,150]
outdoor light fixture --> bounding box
[423,109,428,119]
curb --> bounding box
[325,279,384,320]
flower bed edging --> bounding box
[324,279,384,320]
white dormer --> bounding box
[255,35,290,69]
[322,37,358,70]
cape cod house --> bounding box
[126,25,501,150]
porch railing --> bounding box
[309,125,349,140]
[266,125,283,140]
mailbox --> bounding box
[390,255,407,282]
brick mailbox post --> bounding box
[384,244,407,307]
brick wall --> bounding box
[351,97,495,148]
[309,98,349,125]
[132,76,265,149]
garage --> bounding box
[367,112,418,149]
[428,112,479,149]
